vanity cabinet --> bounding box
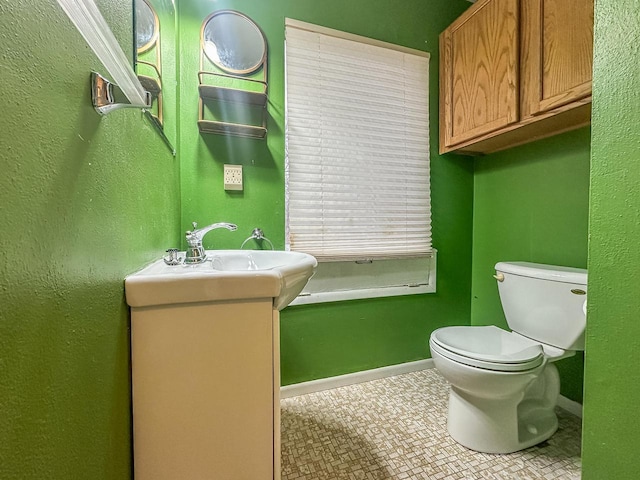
[130,300,281,480]
[125,249,316,480]
[439,0,594,155]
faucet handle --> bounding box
[163,248,182,265]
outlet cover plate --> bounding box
[224,164,243,191]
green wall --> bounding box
[0,1,180,478]
[582,0,640,476]
[6,0,628,477]
[176,0,474,385]
[471,128,591,402]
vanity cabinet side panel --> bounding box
[521,0,594,117]
[272,308,281,480]
[131,299,275,480]
[440,0,520,150]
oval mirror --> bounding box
[136,0,159,54]
[202,11,266,75]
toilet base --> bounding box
[446,364,560,454]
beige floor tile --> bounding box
[281,369,581,480]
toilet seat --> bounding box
[430,326,545,372]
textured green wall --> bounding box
[471,128,591,402]
[0,1,180,479]
[176,0,474,385]
[5,0,626,477]
[582,0,640,476]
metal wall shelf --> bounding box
[197,119,267,139]
[197,11,269,140]
[198,84,267,107]
[197,11,269,143]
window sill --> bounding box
[290,250,437,306]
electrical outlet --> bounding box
[224,164,243,191]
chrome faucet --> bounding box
[185,221,237,264]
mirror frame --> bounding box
[136,0,160,55]
[201,10,267,76]
[135,0,176,155]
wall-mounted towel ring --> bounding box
[240,228,274,250]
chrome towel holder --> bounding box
[240,228,274,250]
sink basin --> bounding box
[125,250,317,311]
[209,251,305,272]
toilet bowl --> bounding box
[430,262,587,454]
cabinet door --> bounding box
[132,300,275,480]
[440,0,519,149]
[521,0,594,118]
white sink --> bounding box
[125,250,317,311]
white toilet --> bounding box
[429,262,587,454]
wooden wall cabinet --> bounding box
[440,0,594,155]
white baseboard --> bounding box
[281,359,584,419]
[557,395,583,418]
[280,359,435,399]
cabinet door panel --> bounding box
[132,301,275,480]
[522,0,593,117]
[441,0,519,147]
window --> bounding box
[285,19,435,304]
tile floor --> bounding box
[281,369,581,480]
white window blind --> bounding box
[285,20,432,261]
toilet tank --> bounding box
[496,262,587,351]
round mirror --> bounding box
[202,11,266,75]
[136,0,159,54]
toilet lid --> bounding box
[430,326,545,372]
